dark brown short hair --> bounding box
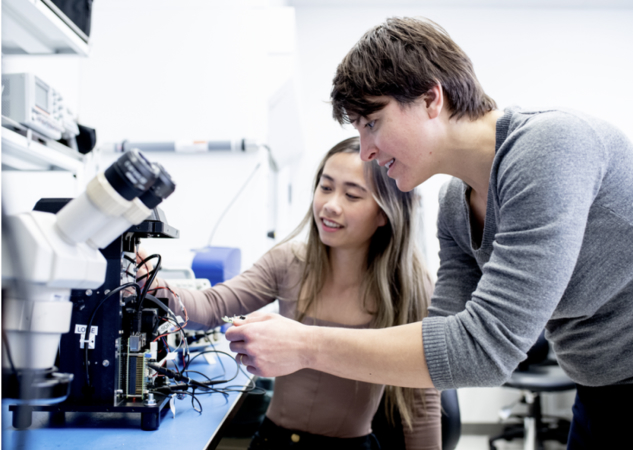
[331,17,497,123]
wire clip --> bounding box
[75,324,98,349]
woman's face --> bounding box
[313,152,387,250]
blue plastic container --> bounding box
[191,246,241,286]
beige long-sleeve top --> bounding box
[159,241,441,449]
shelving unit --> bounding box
[2,0,90,56]
[1,0,91,203]
[2,124,84,174]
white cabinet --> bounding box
[2,0,90,56]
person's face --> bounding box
[312,152,387,251]
[351,95,442,192]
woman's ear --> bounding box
[377,210,388,227]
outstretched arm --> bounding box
[225,312,434,388]
[135,245,287,330]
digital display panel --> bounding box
[35,81,48,112]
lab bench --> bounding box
[2,351,253,450]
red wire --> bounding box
[152,321,188,343]
[147,285,190,370]
[148,286,189,322]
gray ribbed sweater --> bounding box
[422,107,633,390]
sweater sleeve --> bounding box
[153,243,292,330]
[402,388,442,450]
[423,112,608,389]
[428,182,483,319]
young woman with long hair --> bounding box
[139,137,441,449]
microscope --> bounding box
[3,149,180,430]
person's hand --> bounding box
[136,246,159,291]
[226,311,313,377]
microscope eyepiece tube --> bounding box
[138,163,176,209]
[87,164,176,249]
[104,149,158,200]
[55,150,159,245]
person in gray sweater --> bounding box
[225,17,633,449]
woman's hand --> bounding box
[136,246,159,291]
[226,312,313,377]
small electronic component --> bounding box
[129,335,141,352]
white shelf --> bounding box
[2,126,84,173]
[2,0,90,56]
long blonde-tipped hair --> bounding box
[280,136,433,428]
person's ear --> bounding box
[377,210,388,227]
[422,83,444,120]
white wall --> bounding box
[81,0,302,269]
[290,4,633,423]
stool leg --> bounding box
[523,392,538,450]
[524,416,536,450]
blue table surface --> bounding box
[2,351,253,450]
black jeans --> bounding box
[567,383,633,449]
[248,417,381,450]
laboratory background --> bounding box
[2,1,633,449]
